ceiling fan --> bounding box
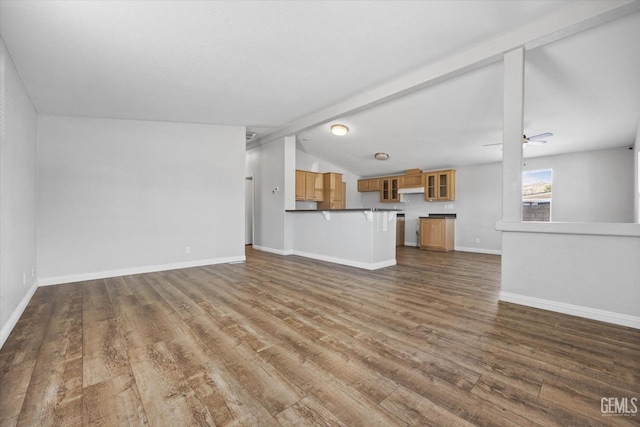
[483,132,553,147]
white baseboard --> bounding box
[401,243,501,255]
[252,245,288,256]
[37,256,246,287]
[291,250,396,270]
[455,246,502,255]
[0,281,39,350]
[499,291,640,329]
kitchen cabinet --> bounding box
[295,170,324,201]
[380,177,400,203]
[424,169,455,201]
[317,172,344,209]
[396,215,405,246]
[295,170,305,199]
[419,217,454,251]
[400,169,423,188]
[358,168,455,202]
[357,178,380,192]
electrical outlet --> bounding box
[23,273,26,285]
[185,246,191,254]
[32,268,36,277]
[475,238,480,244]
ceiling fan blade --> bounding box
[527,132,553,141]
[484,131,553,147]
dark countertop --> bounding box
[286,208,403,213]
[419,213,457,219]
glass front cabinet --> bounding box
[380,177,400,202]
[424,169,455,202]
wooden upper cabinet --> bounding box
[380,176,400,203]
[296,169,324,201]
[399,169,423,188]
[424,172,437,201]
[358,168,455,202]
[295,170,305,200]
[317,172,344,210]
[424,169,455,201]
[357,178,380,192]
[308,172,324,201]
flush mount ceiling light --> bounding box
[330,124,349,136]
[374,152,389,160]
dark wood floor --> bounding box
[1,246,639,426]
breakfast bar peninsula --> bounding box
[285,208,400,270]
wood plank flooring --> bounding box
[1,246,639,426]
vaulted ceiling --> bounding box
[1,1,639,177]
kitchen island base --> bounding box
[287,209,398,270]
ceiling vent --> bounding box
[246,132,257,141]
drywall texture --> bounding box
[37,116,245,282]
[0,37,38,344]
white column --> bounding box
[283,135,296,211]
[634,119,639,223]
[502,48,525,222]
[283,135,296,253]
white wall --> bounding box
[37,115,245,284]
[499,223,640,328]
[0,37,38,347]
[523,147,634,223]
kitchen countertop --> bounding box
[286,208,403,213]
[419,213,457,219]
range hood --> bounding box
[398,187,424,203]
[397,187,424,194]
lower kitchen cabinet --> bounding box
[396,215,405,246]
[419,217,454,251]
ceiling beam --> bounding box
[248,0,640,150]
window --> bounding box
[522,169,552,221]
